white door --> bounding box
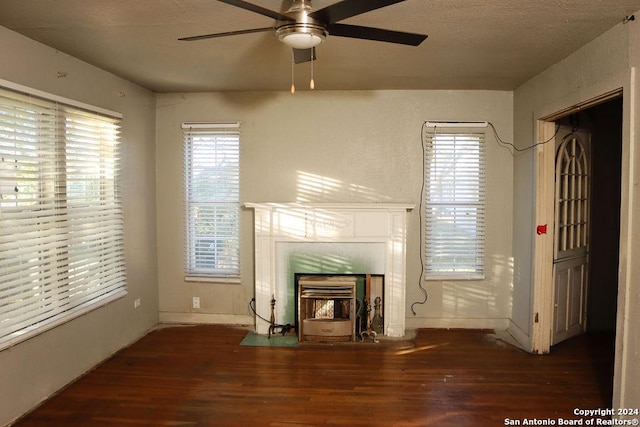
[552,127,591,345]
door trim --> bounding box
[531,120,556,354]
[541,89,623,122]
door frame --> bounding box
[530,89,623,354]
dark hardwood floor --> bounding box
[13,325,615,427]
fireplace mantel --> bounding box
[245,203,414,337]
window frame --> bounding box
[422,122,486,280]
[182,122,241,281]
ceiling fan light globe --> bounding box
[277,24,327,49]
[282,33,322,49]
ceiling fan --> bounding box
[179,0,428,64]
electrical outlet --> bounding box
[192,296,200,309]
[134,298,141,308]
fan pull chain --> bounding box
[310,47,315,90]
[290,50,296,94]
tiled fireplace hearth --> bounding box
[245,203,413,337]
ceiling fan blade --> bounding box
[217,0,291,21]
[293,47,316,64]
[308,0,404,25]
[328,23,427,46]
[179,27,274,41]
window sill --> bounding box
[184,276,241,284]
[425,274,485,281]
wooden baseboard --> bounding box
[159,312,254,326]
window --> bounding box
[183,123,240,279]
[0,81,126,349]
[423,123,486,279]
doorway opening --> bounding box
[555,98,621,335]
[551,96,621,402]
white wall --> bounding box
[0,27,158,425]
[156,90,514,330]
[513,16,640,409]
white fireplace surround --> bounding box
[245,203,414,337]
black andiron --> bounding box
[359,275,380,343]
[267,294,292,338]
[359,297,379,343]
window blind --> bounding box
[423,123,486,279]
[0,84,126,349]
[183,123,240,278]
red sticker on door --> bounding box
[536,224,547,235]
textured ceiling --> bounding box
[0,0,639,93]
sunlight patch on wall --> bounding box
[438,254,513,319]
[296,171,342,202]
[296,171,389,202]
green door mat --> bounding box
[240,332,298,348]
